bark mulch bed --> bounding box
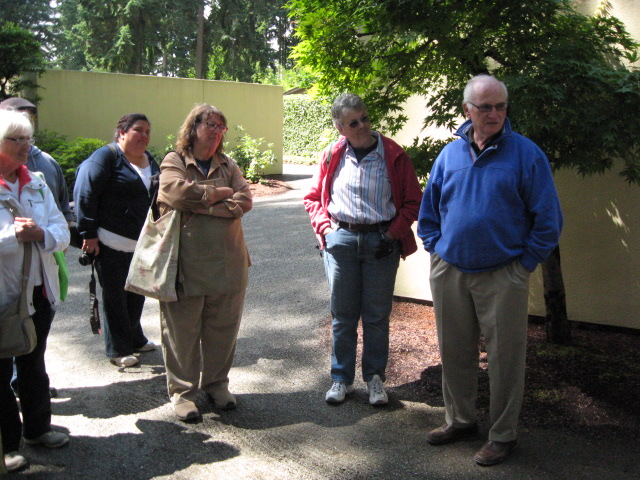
[248,177,294,197]
[332,299,640,440]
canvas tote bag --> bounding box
[125,204,181,302]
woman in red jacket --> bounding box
[304,93,422,406]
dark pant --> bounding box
[94,243,148,358]
[0,287,55,451]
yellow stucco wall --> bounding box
[394,1,640,329]
[35,70,283,173]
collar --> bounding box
[344,131,384,157]
[0,165,33,194]
[456,117,513,146]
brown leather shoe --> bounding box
[474,440,517,466]
[173,401,200,422]
[426,423,479,445]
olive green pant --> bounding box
[160,286,245,407]
[429,254,530,442]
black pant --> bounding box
[0,287,54,451]
[94,243,147,358]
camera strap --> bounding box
[89,263,101,335]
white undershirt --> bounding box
[98,163,153,253]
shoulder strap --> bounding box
[0,198,24,218]
[150,151,186,221]
[107,143,118,158]
[0,198,32,289]
[325,141,336,166]
[106,143,118,178]
[0,198,19,220]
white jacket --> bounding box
[0,168,70,314]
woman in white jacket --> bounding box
[0,109,70,472]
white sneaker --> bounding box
[135,341,157,352]
[110,355,139,367]
[4,451,27,471]
[366,375,388,405]
[325,382,355,404]
[24,430,69,449]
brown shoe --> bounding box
[173,401,200,422]
[426,423,479,445]
[474,440,517,466]
[207,383,237,410]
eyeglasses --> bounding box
[468,102,508,113]
[343,115,370,129]
[200,122,228,133]
[4,136,34,146]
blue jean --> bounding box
[94,243,147,358]
[323,228,401,384]
[0,286,55,451]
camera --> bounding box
[78,251,94,266]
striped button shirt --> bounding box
[327,132,396,224]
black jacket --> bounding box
[74,143,160,241]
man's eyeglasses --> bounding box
[4,136,34,146]
[200,122,228,133]
[343,115,370,129]
[468,102,508,113]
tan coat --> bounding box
[158,151,252,296]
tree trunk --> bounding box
[541,245,572,344]
[195,3,205,79]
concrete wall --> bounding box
[35,70,283,174]
[393,1,640,329]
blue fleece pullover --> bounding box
[417,118,563,273]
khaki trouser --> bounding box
[429,254,530,442]
[159,285,245,406]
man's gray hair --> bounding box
[463,75,508,105]
[331,93,366,128]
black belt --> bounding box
[334,219,389,233]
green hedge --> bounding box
[34,130,106,193]
[283,95,337,162]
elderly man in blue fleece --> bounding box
[417,74,563,467]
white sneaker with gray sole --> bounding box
[325,382,355,404]
[24,431,69,449]
[366,375,388,405]
[4,451,28,471]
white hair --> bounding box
[463,74,508,106]
[0,109,33,141]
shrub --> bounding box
[55,137,107,192]
[34,130,68,157]
[148,134,176,162]
[230,126,276,183]
[283,94,336,163]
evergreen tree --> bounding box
[0,22,46,100]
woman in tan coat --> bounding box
[158,104,252,421]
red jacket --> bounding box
[304,134,422,258]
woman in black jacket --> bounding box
[74,114,160,368]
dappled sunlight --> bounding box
[605,201,630,233]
